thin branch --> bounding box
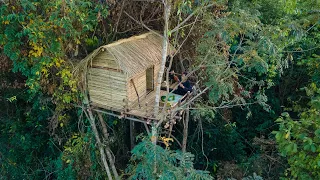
[282,46,320,53]
[306,22,318,33]
[189,102,259,110]
[171,4,214,33]
[112,0,127,40]
[172,12,200,57]
[199,119,209,170]
[124,11,162,38]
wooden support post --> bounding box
[182,104,189,153]
[85,108,113,180]
[187,91,191,99]
[97,112,120,180]
[123,99,129,112]
[129,120,135,149]
[144,123,150,135]
[145,102,148,116]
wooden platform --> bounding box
[128,90,185,118]
[92,90,190,121]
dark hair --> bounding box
[183,72,188,75]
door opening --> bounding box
[146,66,154,93]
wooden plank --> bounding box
[92,90,184,121]
[89,91,126,98]
[88,68,126,79]
[91,65,122,72]
[91,97,125,107]
[88,82,127,89]
[90,90,126,97]
[92,60,118,67]
[91,97,125,104]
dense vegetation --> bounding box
[0,0,319,179]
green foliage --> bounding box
[194,0,291,111]
[54,132,107,179]
[0,96,59,179]
[0,0,319,179]
[190,0,319,179]
[55,157,77,180]
[0,0,108,109]
[274,84,320,179]
[190,110,247,162]
[0,0,110,179]
[272,2,320,178]
[126,137,213,180]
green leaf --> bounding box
[292,143,298,153]
[304,144,310,151]
[315,129,320,137]
[285,143,294,153]
[281,112,290,117]
[275,132,282,141]
[311,144,316,153]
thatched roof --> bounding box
[82,32,173,78]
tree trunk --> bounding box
[154,0,171,117]
[97,112,120,180]
[151,123,158,174]
[86,108,113,180]
[151,123,158,145]
[182,105,189,153]
[152,0,172,175]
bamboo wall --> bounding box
[127,64,161,107]
[91,51,120,70]
[88,67,127,110]
[127,70,147,107]
[87,48,162,110]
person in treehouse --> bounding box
[169,71,193,96]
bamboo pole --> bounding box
[84,107,113,180]
[97,112,120,180]
[182,104,189,153]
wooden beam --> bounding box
[130,79,141,108]
[92,108,148,123]
[91,65,123,72]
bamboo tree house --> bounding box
[79,32,189,121]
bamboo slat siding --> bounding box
[127,71,147,106]
[91,51,120,70]
[88,68,127,110]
